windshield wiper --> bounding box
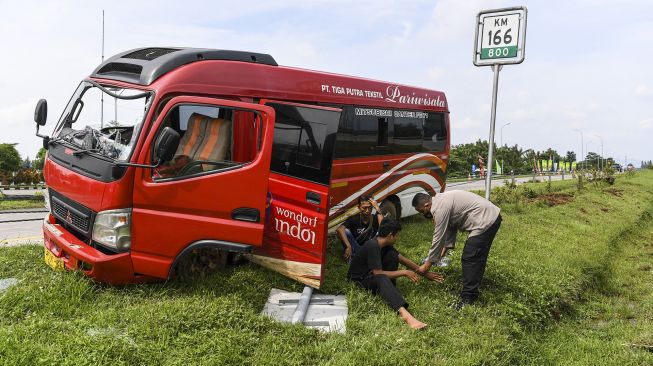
[71,147,101,156]
[49,129,84,145]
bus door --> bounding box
[248,100,341,288]
[131,96,275,279]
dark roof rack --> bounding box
[91,47,278,85]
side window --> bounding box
[269,103,339,185]
[152,104,259,180]
[393,111,424,154]
[423,113,447,152]
[334,106,394,158]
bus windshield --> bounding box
[52,81,153,162]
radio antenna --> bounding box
[100,9,105,128]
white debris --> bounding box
[262,288,348,333]
[0,278,19,293]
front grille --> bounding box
[52,198,90,232]
[49,190,96,241]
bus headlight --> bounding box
[92,208,132,252]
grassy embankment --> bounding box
[0,171,652,365]
[0,191,44,210]
[0,200,44,210]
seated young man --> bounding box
[347,218,443,330]
[336,195,384,262]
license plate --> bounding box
[44,247,64,271]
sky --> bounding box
[0,0,651,166]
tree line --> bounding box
[447,139,615,177]
[0,144,45,185]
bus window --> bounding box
[152,104,259,180]
[377,117,389,146]
[393,111,423,154]
[423,113,447,152]
[269,102,340,185]
[297,120,328,169]
[334,106,394,158]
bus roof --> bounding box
[91,47,448,112]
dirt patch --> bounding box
[639,264,652,271]
[603,188,624,197]
[600,207,610,213]
[580,207,588,214]
[534,193,574,207]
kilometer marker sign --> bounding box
[474,7,527,66]
[473,6,527,200]
[481,15,519,59]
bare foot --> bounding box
[398,307,428,330]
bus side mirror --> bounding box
[34,99,50,149]
[34,99,48,126]
[154,127,181,163]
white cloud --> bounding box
[455,116,483,130]
[427,67,444,81]
[507,109,530,121]
[635,84,650,96]
[640,119,653,130]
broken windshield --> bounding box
[53,81,153,162]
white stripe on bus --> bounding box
[328,153,440,216]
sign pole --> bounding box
[485,64,501,200]
[474,6,527,200]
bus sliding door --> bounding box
[248,101,341,288]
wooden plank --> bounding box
[246,255,321,288]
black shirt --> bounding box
[342,213,380,246]
[347,238,383,281]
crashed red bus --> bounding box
[34,47,450,288]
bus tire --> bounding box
[173,247,229,279]
[380,199,399,220]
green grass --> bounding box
[515,196,653,365]
[0,199,45,211]
[1,171,653,365]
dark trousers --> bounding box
[342,229,361,264]
[356,247,407,312]
[461,214,502,301]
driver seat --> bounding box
[175,113,232,173]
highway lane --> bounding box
[445,173,566,191]
[1,188,45,197]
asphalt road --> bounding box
[0,173,572,246]
[0,210,45,246]
[1,188,45,197]
[445,173,566,191]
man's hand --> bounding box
[369,198,381,212]
[403,270,420,283]
[423,272,445,283]
[418,262,432,274]
[343,246,352,261]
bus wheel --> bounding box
[380,200,398,220]
[174,248,229,279]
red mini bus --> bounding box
[35,47,449,288]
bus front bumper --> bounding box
[42,214,138,285]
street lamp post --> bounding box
[586,141,593,169]
[500,122,511,176]
[573,129,584,170]
[594,134,604,172]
